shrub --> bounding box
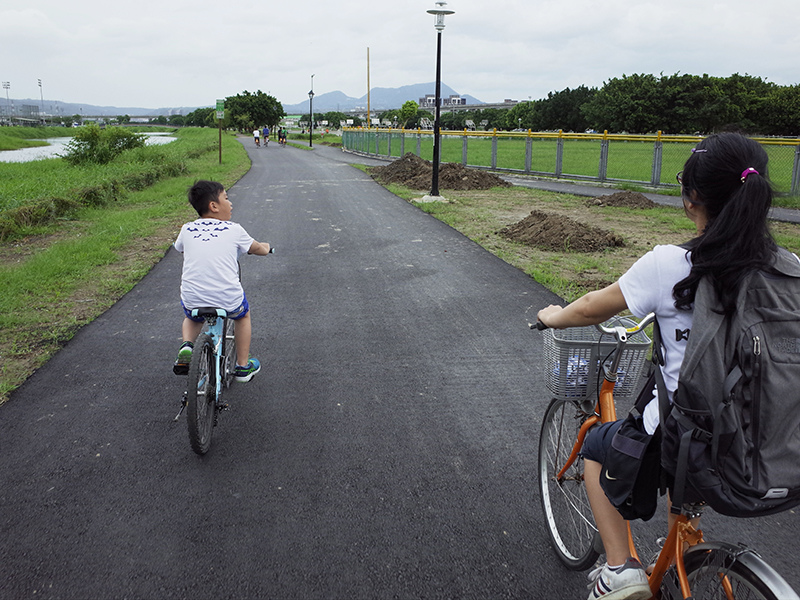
[61,124,146,165]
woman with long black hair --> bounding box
[538,132,777,600]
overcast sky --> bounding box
[2,0,798,110]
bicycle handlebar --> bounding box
[594,312,655,338]
[529,312,655,338]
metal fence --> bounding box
[342,128,800,196]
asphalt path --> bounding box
[1,138,799,599]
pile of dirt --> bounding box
[588,190,656,208]
[372,153,511,191]
[498,211,625,252]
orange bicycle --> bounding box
[535,314,798,599]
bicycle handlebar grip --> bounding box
[530,320,549,331]
[269,247,275,254]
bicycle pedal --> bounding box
[173,363,189,376]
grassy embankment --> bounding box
[0,127,250,402]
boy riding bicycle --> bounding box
[172,180,271,383]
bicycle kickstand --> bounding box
[173,391,188,422]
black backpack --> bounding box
[660,247,800,517]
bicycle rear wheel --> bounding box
[538,397,601,570]
[660,543,800,600]
[186,333,216,455]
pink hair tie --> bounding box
[741,167,759,183]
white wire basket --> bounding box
[542,316,651,402]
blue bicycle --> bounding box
[175,307,238,455]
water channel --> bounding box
[0,132,177,163]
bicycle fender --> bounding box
[683,542,799,599]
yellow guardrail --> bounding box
[344,127,800,147]
[342,127,800,194]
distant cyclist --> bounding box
[262,126,270,147]
[278,128,287,146]
[253,129,260,147]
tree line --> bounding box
[384,73,800,136]
[180,73,799,137]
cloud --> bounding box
[0,0,797,109]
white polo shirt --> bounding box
[174,218,254,311]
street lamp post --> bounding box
[38,79,44,125]
[427,1,454,198]
[309,74,315,148]
[2,82,10,126]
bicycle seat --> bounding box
[190,307,228,319]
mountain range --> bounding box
[281,83,482,114]
[3,99,202,118]
[4,83,482,119]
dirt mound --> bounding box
[498,211,625,252]
[372,153,511,191]
[588,191,656,208]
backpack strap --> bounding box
[651,318,673,499]
[662,276,727,514]
[667,408,713,514]
[651,317,670,431]
[670,428,695,514]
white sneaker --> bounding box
[587,558,651,600]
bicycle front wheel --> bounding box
[538,397,601,570]
[660,543,800,600]
[186,333,216,455]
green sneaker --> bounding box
[234,358,261,382]
[172,341,193,375]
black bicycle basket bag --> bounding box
[600,372,662,522]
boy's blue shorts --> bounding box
[182,295,250,323]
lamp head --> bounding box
[427,1,454,31]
